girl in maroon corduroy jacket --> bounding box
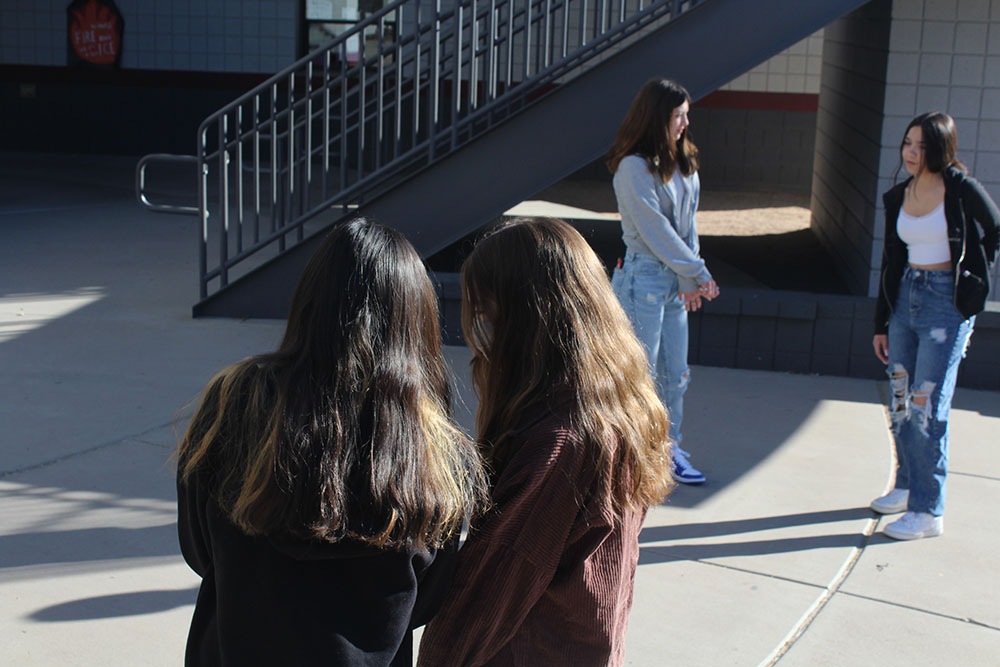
[418,218,675,666]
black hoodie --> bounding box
[177,468,457,666]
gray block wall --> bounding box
[571,107,819,192]
[697,107,817,192]
[810,0,892,297]
[0,0,299,73]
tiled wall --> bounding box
[0,0,298,73]
[696,107,817,191]
[874,0,1000,300]
[722,30,825,94]
[811,1,893,297]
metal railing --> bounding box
[138,0,704,301]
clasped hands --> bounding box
[679,280,720,312]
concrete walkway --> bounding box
[2,154,998,665]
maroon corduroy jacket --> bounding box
[418,397,645,666]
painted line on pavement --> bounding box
[757,382,893,666]
[0,419,181,478]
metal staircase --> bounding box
[137,0,871,318]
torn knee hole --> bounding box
[912,381,936,408]
[887,366,909,420]
[678,369,691,390]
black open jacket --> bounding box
[875,166,1000,335]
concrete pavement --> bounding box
[1,153,998,665]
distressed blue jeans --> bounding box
[887,267,974,517]
[612,252,690,446]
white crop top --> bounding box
[897,203,951,265]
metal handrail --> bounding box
[142,0,705,301]
[136,154,200,215]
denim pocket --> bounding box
[925,275,955,300]
[631,256,663,277]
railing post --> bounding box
[339,42,348,213]
[219,114,229,290]
[486,0,496,100]
[271,82,281,251]
[236,104,244,254]
[377,18,386,169]
[306,60,314,217]
[253,95,261,244]
[323,51,331,203]
[452,2,463,150]
[199,129,209,300]
[429,0,441,159]
[470,0,479,109]
[395,5,403,159]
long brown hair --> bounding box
[461,218,673,510]
[606,78,699,180]
[898,111,967,179]
[176,219,487,550]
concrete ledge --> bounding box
[432,276,1000,391]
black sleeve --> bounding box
[408,534,460,629]
[874,193,894,335]
[874,243,890,335]
[177,469,213,578]
[964,177,1000,266]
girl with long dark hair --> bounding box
[871,112,999,540]
[175,219,487,665]
[417,218,673,666]
[606,78,719,485]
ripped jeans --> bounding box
[612,252,690,446]
[887,266,974,517]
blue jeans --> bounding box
[612,252,690,447]
[887,267,974,517]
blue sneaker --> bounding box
[670,450,705,485]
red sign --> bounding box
[67,0,124,67]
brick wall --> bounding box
[810,0,893,297]
[722,30,825,94]
[0,0,298,73]
[696,107,817,192]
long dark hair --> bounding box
[897,111,967,179]
[461,218,673,511]
[177,218,487,550]
[606,78,699,180]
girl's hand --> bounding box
[698,280,720,300]
[680,291,703,311]
[873,335,889,364]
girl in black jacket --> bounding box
[175,219,486,665]
[871,112,999,540]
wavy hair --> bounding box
[897,111,967,180]
[176,219,487,550]
[606,78,699,180]
[461,217,674,510]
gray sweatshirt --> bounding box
[612,155,712,293]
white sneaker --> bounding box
[871,488,908,514]
[884,512,943,540]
